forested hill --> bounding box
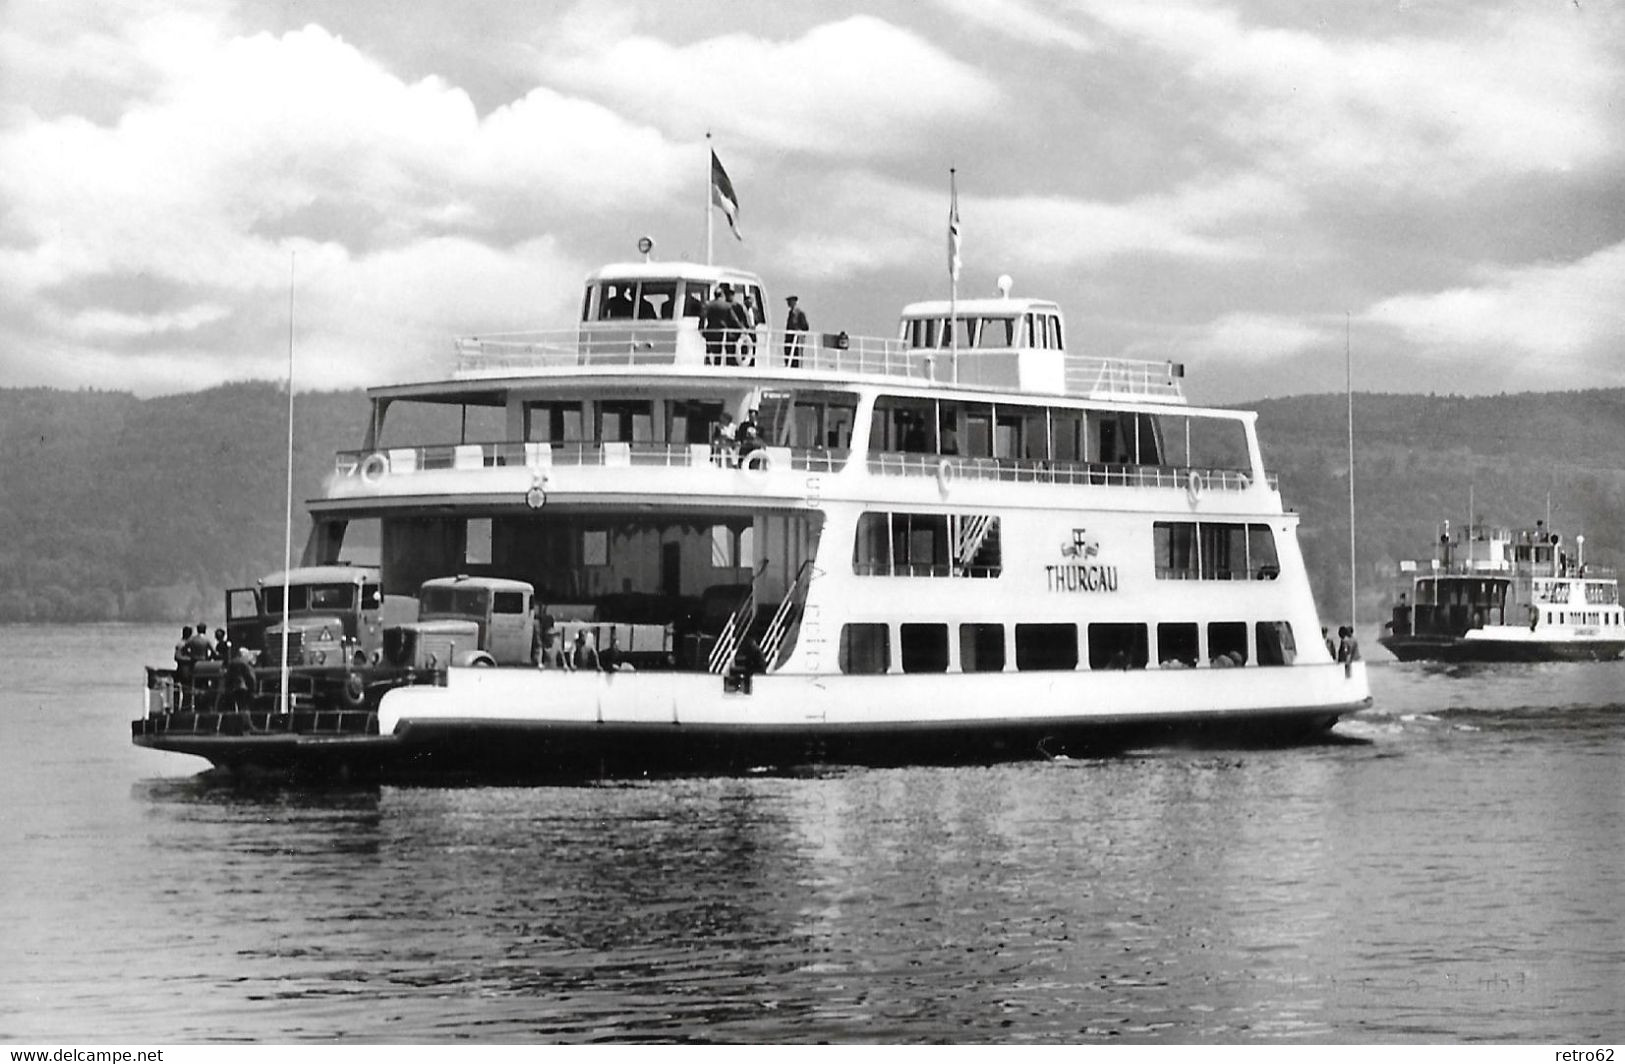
[3,383,1624,623]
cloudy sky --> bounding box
[2,0,1622,404]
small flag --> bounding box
[948,172,962,281]
[711,150,742,241]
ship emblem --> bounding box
[1060,528,1099,559]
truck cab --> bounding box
[383,576,537,669]
[227,565,388,667]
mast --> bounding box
[705,132,714,267]
[949,167,960,383]
[1346,313,1357,634]
[280,253,296,713]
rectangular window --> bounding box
[1208,621,1248,665]
[1087,622,1148,670]
[465,517,492,565]
[1255,621,1295,666]
[1155,521,1198,579]
[958,623,1005,672]
[900,624,949,673]
[1248,524,1280,579]
[492,591,526,615]
[963,403,993,458]
[636,281,677,321]
[839,623,890,674]
[1156,622,1199,668]
[525,402,585,443]
[1051,410,1082,463]
[583,530,608,567]
[1015,623,1078,671]
[853,513,890,574]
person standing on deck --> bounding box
[700,284,734,365]
[726,286,754,365]
[783,295,809,367]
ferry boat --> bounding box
[134,251,1371,777]
[1378,520,1625,662]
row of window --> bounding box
[837,620,1298,674]
[1154,522,1281,581]
[853,512,1001,577]
[586,279,767,326]
[521,395,858,451]
[902,312,1064,352]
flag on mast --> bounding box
[711,150,742,241]
[948,170,962,281]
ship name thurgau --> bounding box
[1043,564,1119,593]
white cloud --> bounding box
[1150,311,1329,365]
[1077,2,1623,191]
[1364,241,1625,373]
[928,0,1096,51]
[539,14,1002,155]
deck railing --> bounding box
[453,327,1186,401]
[334,442,1276,491]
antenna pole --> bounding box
[1346,312,1357,634]
[705,132,714,267]
[280,252,296,714]
[949,167,959,384]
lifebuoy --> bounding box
[1186,470,1203,505]
[359,452,388,485]
[340,672,366,708]
[743,449,770,473]
[936,459,955,494]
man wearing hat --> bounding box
[783,294,809,368]
[701,283,735,364]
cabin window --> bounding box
[1088,622,1148,670]
[710,525,754,569]
[791,394,858,451]
[1156,622,1199,668]
[668,400,725,446]
[959,623,1005,672]
[583,530,609,567]
[963,403,993,458]
[682,282,708,318]
[839,623,890,674]
[1184,416,1251,473]
[1155,522,1279,580]
[493,591,526,615]
[1249,525,1280,579]
[872,397,934,453]
[900,624,949,673]
[598,281,637,320]
[1015,623,1078,671]
[465,518,493,566]
[975,317,1017,348]
[599,400,654,443]
[1256,621,1295,665]
[853,512,1000,577]
[1208,621,1248,665]
[1051,410,1083,463]
[1021,411,1049,461]
[636,281,677,321]
[526,402,586,444]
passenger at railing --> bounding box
[572,630,600,671]
[710,412,738,466]
[727,287,754,365]
[538,631,570,671]
[1336,625,1361,663]
[737,410,763,462]
[533,602,555,663]
[701,284,735,364]
[186,621,214,662]
[783,295,809,367]
[173,626,193,670]
[211,628,231,661]
[1323,626,1336,656]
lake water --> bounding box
[1,624,1620,1044]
